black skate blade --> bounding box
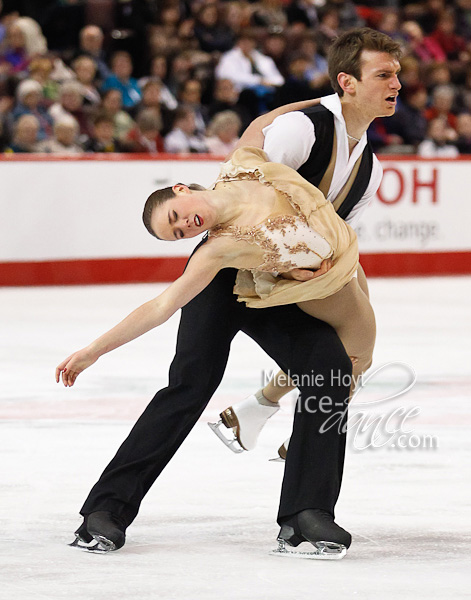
[207,420,244,453]
[270,539,347,560]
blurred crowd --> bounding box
[2,0,471,156]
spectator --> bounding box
[424,84,458,131]
[329,0,364,31]
[386,84,429,148]
[102,51,142,110]
[71,55,101,106]
[166,51,193,97]
[299,34,330,93]
[429,9,470,62]
[315,6,341,54]
[455,112,471,153]
[125,108,165,154]
[251,0,287,30]
[49,81,93,143]
[221,1,250,38]
[0,16,48,78]
[205,110,241,155]
[286,0,319,30]
[28,56,60,102]
[0,20,30,76]
[193,3,235,54]
[4,114,40,153]
[398,55,421,88]
[100,88,135,141]
[207,77,251,130]
[75,25,111,81]
[36,114,83,154]
[164,106,208,153]
[178,78,208,135]
[0,5,19,47]
[425,62,452,89]
[15,16,47,56]
[418,117,459,157]
[12,79,53,141]
[377,10,404,42]
[262,32,288,74]
[84,112,129,153]
[215,32,284,100]
[273,53,315,106]
[402,20,446,64]
[138,54,178,111]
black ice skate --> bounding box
[270,509,351,560]
[69,511,126,552]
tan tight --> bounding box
[262,265,375,403]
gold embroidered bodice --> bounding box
[209,172,333,273]
[205,146,358,306]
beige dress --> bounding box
[209,146,359,307]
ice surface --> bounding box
[0,277,470,599]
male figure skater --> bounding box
[68,28,402,557]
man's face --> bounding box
[347,51,401,120]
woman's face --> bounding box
[103,90,122,112]
[151,187,213,240]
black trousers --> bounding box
[80,267,351,528]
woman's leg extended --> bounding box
[262,369,296,403]
[261,264,370,403]
[297,276,376,379]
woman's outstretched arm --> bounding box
[55,242,225,387]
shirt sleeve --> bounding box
[262,112,315,169]
[346,154,383,230]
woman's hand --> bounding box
[55,348,98,387]
[281,258,333,281]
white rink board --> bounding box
[356,159,471,252]
[0,159,221,262]
[0,157,470,263]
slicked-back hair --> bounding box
[142,183,205,239]
[328,27,403,96]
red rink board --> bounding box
[0,252,469,287]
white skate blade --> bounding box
[269,539,347,560]
[207,420,244,453]
[268,456,285,462]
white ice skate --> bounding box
[208,394,280,453]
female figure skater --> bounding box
[56,145,374,389]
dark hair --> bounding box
[142,183,205,239]
[93,110,114,126]
[328,27,403,96]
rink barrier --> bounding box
[1,252,470,286]
[1,153,470,286]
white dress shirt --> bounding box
[262,93,383,229]
[215,47,284,93]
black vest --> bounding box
[297,105,374,221]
